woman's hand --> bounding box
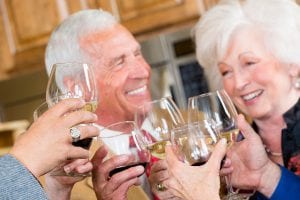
[164,139,227,200]
[10,98,99,177]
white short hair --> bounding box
[45,9,118,75]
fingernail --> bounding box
[136,166,145,173]
[64,166,71,174]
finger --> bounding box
[74,162,93,174]
[63,111,97,127]
[236,114,257,140]
[94,154,134,183]
[207,138,227,169]
[149,168,170,183]
[220,167,234,176]
[150,159,168,173]
[69,125,99,142]
[106,165,144,191]
[112,177,141,198]
[67,147,90,160]
[165,145,181,168]
[91,145,108,166]
[47,98,85,117]
[63,158,90,173]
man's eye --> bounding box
[134,50,142,57]
[115,59,124,66]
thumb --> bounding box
[165,144,181,167]
[91,145,108,166]
[237,114,257,140]
[207,138,227,168]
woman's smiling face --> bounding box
[219,28,297,119]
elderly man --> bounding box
[43,9,172,200]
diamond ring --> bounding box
[70,127,81,143]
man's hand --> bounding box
[91,146,145,200]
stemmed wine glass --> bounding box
[171,122,219,166]
[98,121,151,179]
[134,96,185,160]
[46,62,98,176]
[188,90,252,200]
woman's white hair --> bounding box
[45,9,118,75]
[193,0,300,91]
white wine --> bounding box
[220,129,239,147]
[146,141,167,159]
[83,101,98,112]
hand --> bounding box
[227,114,281,197]
[149,159,183,200]
[91,146,145,200]
[164,139,227,200]
[9,98,99,177]
[45,159,92,200]
[220,158,233,177]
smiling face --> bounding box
[80,25,151,124]
[218,27,300,120]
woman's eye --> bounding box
[245,61,256,66]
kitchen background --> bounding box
[0,0,221,125]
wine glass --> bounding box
[171,122,219,166]
[46,62,98,176]
[99,121,151,178]
[134,96,185,160]
[188,90,252,200]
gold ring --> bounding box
[156,182,167,191]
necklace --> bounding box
[264,145,282,157]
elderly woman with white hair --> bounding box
[163,0,300,199]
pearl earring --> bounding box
[294,77,300,89]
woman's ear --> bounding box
[288,63,300,77]
[289,63,300,89]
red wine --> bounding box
[109,162,148,178]
[72,138,92,149]
[191,161,207,166]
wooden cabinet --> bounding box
[113,0,202,37]
[0,0,202,78]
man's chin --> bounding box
[126,94,152,108]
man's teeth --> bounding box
[242,91,261,101]
[127,86,146,95]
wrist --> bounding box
[9,148,41,178]
[45,175,73,200]
[257,160,281,198]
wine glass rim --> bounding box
[189,89,227,99]
[99,121,137,138]
[136,96,173,108]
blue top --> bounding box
[257,166,300,200]
[0,154,48,200]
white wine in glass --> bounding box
[135,97,185,160]
[188,90,251,200]
[46,62,98,176]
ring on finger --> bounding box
[70,127,81,143]
[156,182,167,191]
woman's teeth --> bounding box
[242,90,262,101]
